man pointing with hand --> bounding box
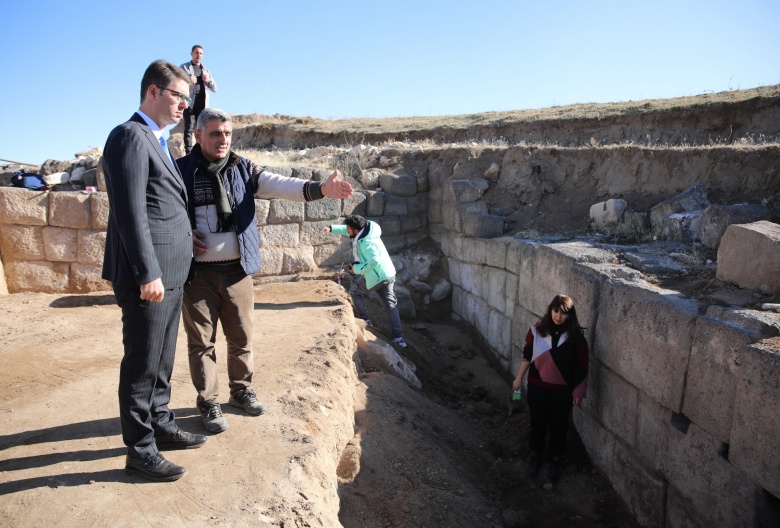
[176,108,352,433]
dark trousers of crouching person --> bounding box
[348,274,403,339]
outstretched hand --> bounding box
[321,170,353,199]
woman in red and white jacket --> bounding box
[512,294,589,485]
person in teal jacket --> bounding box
[322,215,406,347]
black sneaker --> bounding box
[229,388,268,416]
[125,453,186,482]
[548,456,562,484]
[199,401,229,433]
[526,453,542,479]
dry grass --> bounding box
[234,148,333,170]
[229,85,780,135]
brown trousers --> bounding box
[182,263,254,405]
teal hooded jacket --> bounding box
[330,220,396,290]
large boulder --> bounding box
[716,221,780,294]
[650,183,710,240]
[450,178,490,203]
[590,198,628,228]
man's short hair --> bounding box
[196,108,232,132]
[345,215,366,231]
[192,44,203,52]
[140,60,190,103]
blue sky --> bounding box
[2,0,778,166]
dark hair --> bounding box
[537,294,585,338]
[192,44,203,52]
[345,215,366,231]
[140,60,190,103]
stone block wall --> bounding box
[3,131,780,527]
[440,227,780,526]
[0,188,111,293]
[0,178,428,293]
[425,146,780,526]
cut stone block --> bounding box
[258,224,300,248]
[0,225,45,260]
[379,173,417,197]
[281,247,316,274]
[383,195,408,216]
[342,191,367,217]
[462,212,504,238]
[716,221,780,294]
[572,408,616,476]
[730,337,780,498]
[682,316,752,443]
[255,248,283,277]
[305,198,341,221]
[0,187,49,226]
[268,199,304,223]
[90,192,110,230]
[78,230,107,265]
[612,443,667,528]
[48,192,90,229]
[583,363,638,447]
[664,423,779,526]
[5,260,69,293]
[70,263,111,293]
[594,279,697,412]
[42,227,78,262]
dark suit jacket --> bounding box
[102,113,192,288]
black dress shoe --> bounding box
[125,453,186,482]
[155,428,208,450]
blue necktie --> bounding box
[159,135,173,164]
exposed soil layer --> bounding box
[223,85,780,150]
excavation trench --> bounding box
[0,280,636,528]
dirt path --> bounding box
[0,281,636,527]
[0,282,359,527]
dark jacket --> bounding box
[102,113,192,287]
[176,151,321,275]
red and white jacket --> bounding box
[522,323,589,398]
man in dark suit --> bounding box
[102,60,207,482]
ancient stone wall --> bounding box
[0,172,428,294]
[3,89,780,526]
[422,141,780,525]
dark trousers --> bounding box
[348,275,403,339]
[114,284,183,459]
[182,108,200,154]
[527,383,574,457]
